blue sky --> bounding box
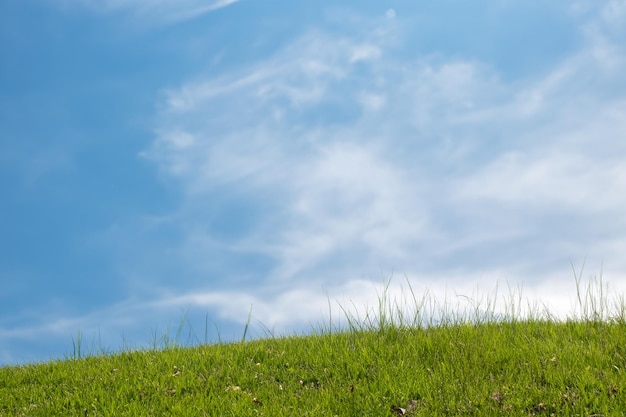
[1,0,626,365]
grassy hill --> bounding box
[1,278,625,416]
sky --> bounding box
[1,0,626,366]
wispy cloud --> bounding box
[141,3,626,318]
[57,0,238,24]
[5,3,625,365]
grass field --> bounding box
[1,275,625,416]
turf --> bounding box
[1,277,625,416]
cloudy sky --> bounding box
[2,0,626,365]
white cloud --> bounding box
[99,266,626,332]
[7,5,622,365]
[141,4,626,311]
[5,2,626,367]
[349,44,382,63]
[600,0,626,27]
[358,92,386,111]
[457,149,626,213]
[55,0,238,23]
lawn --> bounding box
[1,277,625,416]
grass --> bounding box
[1,273,625,416]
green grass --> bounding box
[1,274,625,416]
